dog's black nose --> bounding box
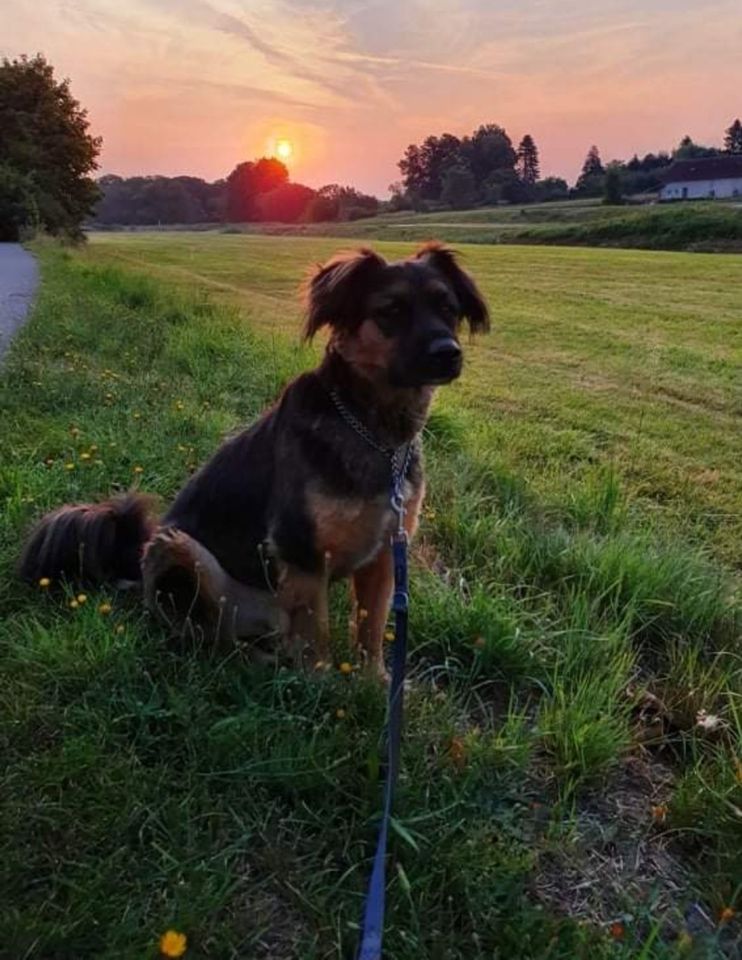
[426,336,461,362]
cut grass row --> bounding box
[0,241,740,958]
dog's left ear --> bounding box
[415,242,490,333]
[303,248,387,341]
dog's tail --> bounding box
[19,493,157,586]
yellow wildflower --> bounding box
[99,602,112,616]
[39,577,51,589]
[175,401,184,411]
[336,708,347,720]
[159,929,187,958]
[65,462,75,471]
[80,452,91,461]
[384,630,394,643]
[77,594,87,605]
[69,599,79,610]
[133,465,144,475]
[339,662,353,676]
[115,624,125,635]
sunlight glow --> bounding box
[275,139,293,160]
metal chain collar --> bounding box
[328,387,415,531]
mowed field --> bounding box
[1,233,740,959]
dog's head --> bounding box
[303,242,489,387]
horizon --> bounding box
[3,0,741,196]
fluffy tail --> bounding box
[19,493,157,586]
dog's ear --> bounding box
[303,248,387,340]
[415,242,490,333]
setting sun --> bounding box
[275,139,293,161]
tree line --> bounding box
[394,119,742,210]
[95,161,379,227]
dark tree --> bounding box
[724,119,742,154]
[225,157,288,221]
[0,54,101,240]
[674,135,719,160]
[532,177,569,202]
[573,145,606,196]
[580,145,605,179]
[460,124,517,186]
[255,182,315,222]
[602,166,624,205]
[516,134,540,185]
[440,164,477,209]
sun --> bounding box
[275,139,293,161]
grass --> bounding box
[127,199,742,252]
[0,234,740,959]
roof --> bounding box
[660,156,742,184]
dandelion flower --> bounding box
[65,462,75,471]
[339,662,353,676]
[99,602,112,615]
[133,465,144,475]
[159,929,187,958]
[39,577,51,589]
[69,599,79,610]
[80,452,91,461]
[175,401,184,411]
[77,594,88,604]
[336,708,347,719]
[115,624,125,635]
[133,412,141,420]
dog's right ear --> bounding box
[303,248,387,341]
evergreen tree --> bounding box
[724,119,742,154]
[602,166,624,205]
[516,135,540,184]
[580,145,605,179]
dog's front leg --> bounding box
[276,563,330,668]
[352,548,394,681]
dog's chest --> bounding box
[306,486,405,575]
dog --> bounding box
[19,242,489,677]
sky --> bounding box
[3,0,741,195]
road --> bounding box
[0,243,39,362]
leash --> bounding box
[357,446,412,960]
[325,385,415,959]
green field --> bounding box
[1,233,740,958]
[139,199,742,252]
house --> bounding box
[660,156,742,200]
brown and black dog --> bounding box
[19,242,489,677]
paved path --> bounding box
[0,244,39,362]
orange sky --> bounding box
[3,0,741,195]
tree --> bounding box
[602,165,624,205]
[440,164,477,209]
[516,135,540,185]
[225,157,288,221]
[673,135,719,160]
[256,182,315,222]
[581,145,605,179]
[573,145,605,196]
[0,54,101,240]
[460,124,517,187]
[724,119,742,154]
[532,177,568,202]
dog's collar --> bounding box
[328,387,415,477]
